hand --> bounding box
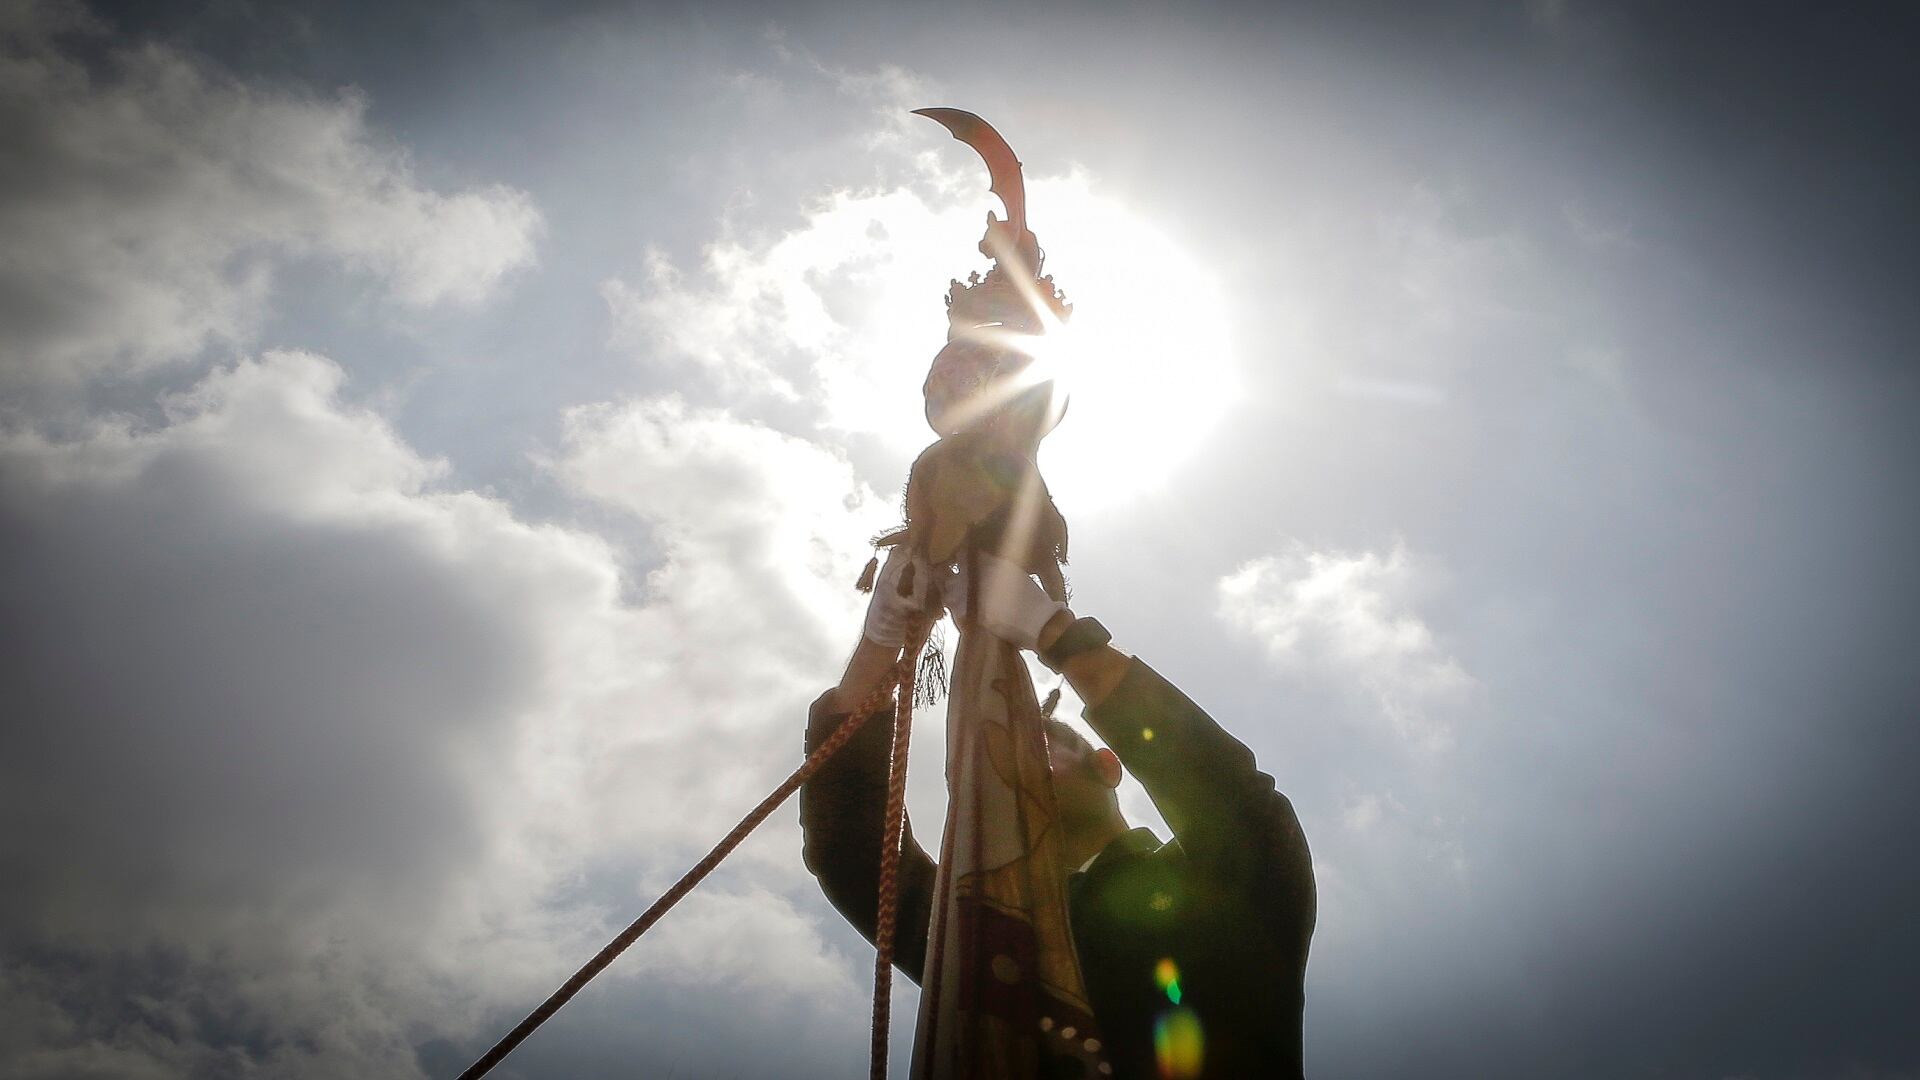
[861,547,942,648]
[948,549,1068,652]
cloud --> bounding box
[604,168,1239,510]
[602,185,977,439]
[1342,791,1386,831]
[548,392,895,812]
[0,5,540,386]
[625,887,860,1001]
[1217,539,1474,749]
[0,20,911,1072]
[7,7,1909,1078]
[0,350,623,1077]
[0,349,892,1076]
[555,394,890,637]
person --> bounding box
[801,547,1316,1079]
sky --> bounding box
[1,1,1916,1077]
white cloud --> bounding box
[0,351,616,1076]
[605,170,1239,509]
[601,185,976,435]
[1343,792,1385,831]
[0,351,886,1076]
[1338,791,1466,871]
[621,887,861,1001]
[553,394,892,696]
[0,21,903,1071]
[1217,539,1475,749]
[0,11,540,384]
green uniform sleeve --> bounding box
[1083,658,1316,955]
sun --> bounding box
[835,173,1237,512]
[1018,178,1238,513]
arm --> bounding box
[830,545,939,714]
[1036,608,1128,711]
[826,634,901,716]
[798,689,937,984]
[1071,637,1315,954]
[799,547,942,982]
[970,561,1311,948]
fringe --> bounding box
[914,629,949,709]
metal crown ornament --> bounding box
[942,256,1073,340]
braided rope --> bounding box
[870,620,929,1079]
[455,665,910,1080]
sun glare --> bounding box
[839,175,1236,513]
[1022,179,1237,512]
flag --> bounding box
[911,615,1109,1079]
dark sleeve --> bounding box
[798,689,937,986]
[1082,658,1316,955]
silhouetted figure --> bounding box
[803,550,1316,1079]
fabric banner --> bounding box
[910,610,1109,1079]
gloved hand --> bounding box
[947,549,1068,651]
[862,547,943,648]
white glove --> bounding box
[948,549,1067,651]
[862,547,942,648]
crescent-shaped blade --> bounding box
[912,107,1027,237]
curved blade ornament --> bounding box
[912,107,1028,242]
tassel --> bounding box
[914,631,949,709]
[855,555,879,593]
[1040,685,1062,720]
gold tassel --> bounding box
[1040,686,1062,720]
[855,555,879,593]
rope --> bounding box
[870,621,929,1079]
[454,657,913,1080]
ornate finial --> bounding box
[944,266,1072,340]
[916,108,1072,440]
[914,108,1073,341]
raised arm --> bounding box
[799,690,937,984]
[971,553,1314,955]
[797,548,942,983]
[1076,651,1314,949]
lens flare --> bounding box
[922,326,1070,438]
[1153,956,1182,1004]
[1018,180,1239,512]
[1153,1006,1204,1079]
